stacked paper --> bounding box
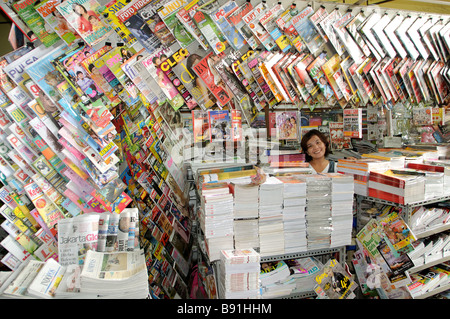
[78,250,149,299]
[258,176,284,256]
[219,249,261,299]
[407,163,450,194]
[337,158,390,195]
[231,183,259,218]
[301,175,332,250]
[200,182,234,261]
[233,219,259,250]
[260,260,292,298]
[368,170,425,204]
[325,173,354,247]
[275,175,307,253]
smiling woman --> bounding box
[300,129,336,174]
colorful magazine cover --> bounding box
[329,122,352,150]
[101,0,137,48]
[291,6,325,55]
[208,109,231,142]
[35,0,81,46]
[13,0,61,47]
[192,51,231,107]
[56,0,113,46]
[157,0,195,48]
[138,0,175,48]
[275,110,299,140]
[242,2,276,51]
[212,1,245,51]
[192,109,209,143]
[306,52,333,100]
[176,0,209,50]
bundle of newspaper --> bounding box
[218,248,261,299]
[56,250,149,299]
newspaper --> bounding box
[57,214,100,267]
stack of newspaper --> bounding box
[76,250,149,299]
[326,173,355,248]
[302,175,333,250]
[275,175,307,253]
[199,182,234,261]
[218,248,261,299]
[258,176,284,256]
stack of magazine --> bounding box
[218,248,261,299]
[275,175,307,253]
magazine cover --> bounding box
[212,0,246,51]
[191,2,227,54]
[344,12,372,58]
[384,14,408,59]
[191,109,209,143]
[56,0,113,46]
[315,259,357,299]
[34,0,81,46]
[259,3,291,52]
[208,109,231,142]
[116,0,162,54]
[371,13,397,59]
[291,5,325,55]
[176,0,209,50]
[138,0,175,48]
[101,0,137,48]
[333,12,365,66]
[319,9,345,56]
[157,0,194,48]
[379,212,416,253]
[321,54,345,102]
[275,111,299,140]
[192,51,231,107]
[343,108,362,138]
[242,2,276,51]
[13,0,61,47]
[223,1,257,50]
[329,122,352,150]
[306,52,334,101]
[309,5,328,42]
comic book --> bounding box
[291,6,325,55]
[101,0,137,48]
[116,0,162,54]
[275,111,299,140]
[159,46,198,110]
[192,51,231,108]
[157,0,195,48]
[176,0,209,50]
[34,0,80,46]
[212,1,246,51]
[56,0,113,46]
[191,1,227,54]
[12,0,60,47]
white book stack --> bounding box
[301,175,332,250]
[233,219,259,250]
[231,183,260,219]
[275,176,307,253]
[260,260,292,298]
[200,183,234,261]
[219,248,261,299]
[325,173,354,248]
[258,176,284,257]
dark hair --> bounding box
[300,129,330,162]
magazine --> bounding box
[101,0,137,48]
[56,0,113,46]
[192,51,231,108]
[34,0,81,46]
[212,0,246,51]
[12,0,60,47]
[208,109,231,142]
[333,12,365,65]
[343,108,362,138]
[275,111,299,140]
[319,9,345,56]
[306,52,334,101]
[138,0,175,48]
[315,259,357,299]
[291,5,325,55]
[157,0,195,48]
[242,2,276,51]
[176,0,209,50]
[329,122,352,150]
[192,109,209,143]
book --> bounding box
[56,0,113,46]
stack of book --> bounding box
[337,158,390,196]
[368,170,426,204]
[218,248,261,299]
[285,257,322,294]
[407,162,450,196]
[199,183,234,261]
[230,183,259,219]
[260,260,293,298]
[302,175,332,250]
[233,219,259,250]
[258,176,284,256]
[275,175,307,253]
[326,173,354,248]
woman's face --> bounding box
[305,134,326,160]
